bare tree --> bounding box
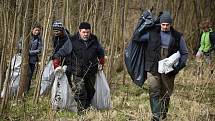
[17,0,34,98]
[33,0,54,103]
[0,0,21,114]
[0,0,9,93]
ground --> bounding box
[1,60,215,121]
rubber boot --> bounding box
[161,97,170,120]
[150,97,161,121]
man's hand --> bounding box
[98,57,105,70]
[53,59,61,69]
[195,50,203,62]
[98,64,103,70]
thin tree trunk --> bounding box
[36,0,41,22]
[17,0,33,98]
[0,67,9,114]
[0,0,18,113]
[65,0,69,28]
[61,0,66,23]
[106,0,118,82]
[122,0,128,85]
[0,1,9,93]
[33,0,53,103]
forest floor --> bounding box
[1,60,215,121]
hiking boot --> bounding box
[151,116,160,121]
[162,114,167,120]
[150,97,161,121]
[160,97,170,120]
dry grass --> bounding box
[73,60,215,121]
[1,60,215,121]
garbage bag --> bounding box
[124,10,158,87]
[91,70,111,109]
[51,66,77,112]
[1,54,22,97]
[10,54,22,95]
[124,41,146,87]
[137,10,155,33]
[132,10,155,42]
[40,60,55,95]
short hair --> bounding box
[200,18,210,29]
[79,22,91,29]
[32,23,42,29]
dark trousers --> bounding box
[27,63,36,91]
[148,71,175,120]
[70,74,96,111]
[149,47,176,120]
[84,75,96,107]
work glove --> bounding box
[166,63,186,77]
[98,57,105,70]
[53,58,61,69]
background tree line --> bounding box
[0,0,215,114]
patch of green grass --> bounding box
[1,96,51,121]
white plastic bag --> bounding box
[158,51,180,74]
[91,70,111,109]
[51,66,77,112]
[10,54,22,95]
[1,54,22,97]
[40,60,55,95]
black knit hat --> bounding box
[79,22,91,29]
[52,20,64,31]
[160,11,173,24]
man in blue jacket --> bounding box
[139,11,188,120]
[53,22,105,111]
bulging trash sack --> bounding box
[40,60,55,95]
[10,54,22,95]
[124,10,158,87]
[91,70,111,110]
[124,41,146,87]
[1,54,22,98]
[51,66,77,112]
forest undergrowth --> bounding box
[1,60,215,121]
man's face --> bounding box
[32,27,41,36]
[161,23,171,32]
[53,29,63,37]
[79,29,91,41]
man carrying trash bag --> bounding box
[40,20,71,95]
[125,10,188,120]
[52,22,105,111]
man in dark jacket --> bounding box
[53,22,105,111]
[52,20,71,69]
[19,24,43,91]
[138,11,188,120]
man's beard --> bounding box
[161,29,170,33]
[82,37,89,41]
